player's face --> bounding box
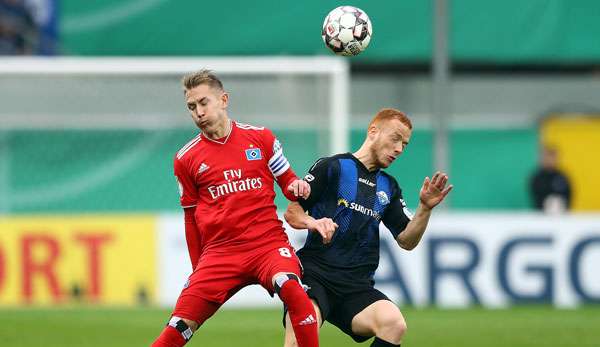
[371,119,411,168]
[185,84,229,132]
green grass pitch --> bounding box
[0,306,598,346]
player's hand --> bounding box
[419,171,453,210]
[307,218,338,244]
[288,179,311,199]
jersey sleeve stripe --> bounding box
[235,122,264,130]
[178,134,201,153]
[176,135,202,159]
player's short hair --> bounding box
[368,108,413,130]
[182,69,224,93]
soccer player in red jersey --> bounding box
[151,70,319,347]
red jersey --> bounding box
[174,120,298,252]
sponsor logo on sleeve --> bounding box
[400,198,414,219]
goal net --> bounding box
[0,57,349,214]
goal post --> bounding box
[0,56,350,214]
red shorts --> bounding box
[172,240,302,322]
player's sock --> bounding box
[151,326,186,347]
[151,316,194,347]
[275,274,319,347]
[371,337,400,347]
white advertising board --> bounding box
[157,213,600,308]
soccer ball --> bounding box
[322,6,372,56]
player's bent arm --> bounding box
[397,172,452,250]
[284,202,316,230]
[284,202,337,243]
[395,203,432,250]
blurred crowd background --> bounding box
[0,0,57,55]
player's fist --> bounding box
[287,179,311,199]
[419,171,453,209]
[307,217,338,244]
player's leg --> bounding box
[351,300,407,346]
[283,299,322,347]
[152,253,245,346]
[152,297,220,347]
[283,275,332,347]
[273,272,319,347]
[254,243,319,347]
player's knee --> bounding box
[168,316,198,342]
[181,318,199,332]
[274,273,312,311]
[273,273,302,295]
[377,315,407,342]
[394,318,407,339]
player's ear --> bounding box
[220,92,229,108]
[367,124,379,140]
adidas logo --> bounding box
[299,314,317,326]
[198,163,210,174]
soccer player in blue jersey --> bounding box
[283,108,452,347]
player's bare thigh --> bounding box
[350,300,407,343]
[283,298,322,347]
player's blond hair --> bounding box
[182,69,224,93]
[368,108,413,130]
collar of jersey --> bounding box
[347,152,379,174]
[201,120,234,145]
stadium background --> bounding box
[1,1,600,346]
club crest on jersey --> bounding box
[245,148,262,161]
[377,191,390,205]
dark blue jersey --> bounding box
[297,153,412,293]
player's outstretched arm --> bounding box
[284,202,337,244]
[396,171,452,250]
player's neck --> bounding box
[352,146,378,172]
[203,117,231,140]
